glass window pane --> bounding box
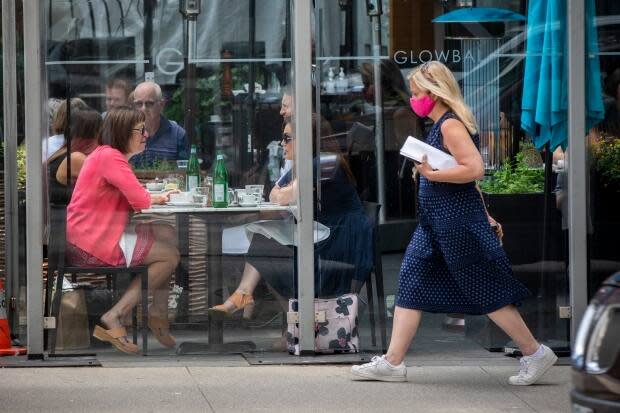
[44,0,297,356]
[313,0,569,353]
[587,1,620,296]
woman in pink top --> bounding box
[66,107,179,354]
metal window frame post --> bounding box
[292,0,316,355]
[23,0,46,358]
[567,0,588,343]
[371,14,386,223]
[2,0,20,334]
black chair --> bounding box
[361,202,388,352]
[45,204,149,355]
[319,202,388,352]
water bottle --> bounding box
[212,153,228,208]
[186,145,200,192]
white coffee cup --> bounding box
[146,182,164,191]
[245,184,264,199]
[170,192,190,203]
[239,192,259,206]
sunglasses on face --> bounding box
[280,133,294,144]
[132,125,146,136]
[133,100,157,109]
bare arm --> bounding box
[414,118,484,184]
[150,190,178,205]
[269,179,298,206]
[56,152,87,185]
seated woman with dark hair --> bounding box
[66,107,180,354]
[208,120,373,319]
[48,108,102,205]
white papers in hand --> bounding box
[399,136,458,170]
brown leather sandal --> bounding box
[208,291,255,320]
[147,316,176,348]
[93,325,139,354]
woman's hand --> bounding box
[151,189,179,205]
[413,155,436,180]
[269,180,297,206]
[487,214,504,240]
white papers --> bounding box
[244,219,330,246]
[222,225,252,254]
[400,136,458,170]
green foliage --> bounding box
[17,145,26,189]
[519,141,544,168]
[163,67,250,127]
[132,158,177,173]
[0,143,26,189]
[593,136,620,188]
[480,143,544,194]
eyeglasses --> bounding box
[280,133,294,144]
[133,100,157,109]
[132,126,146,136]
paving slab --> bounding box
[0,367,212,413]
[482,366,573,413]
[0,364,571,413]
[187,365,571,413]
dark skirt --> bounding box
[396,186,530,315]
[246,210,373,299]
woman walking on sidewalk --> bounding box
[351,61,557,385]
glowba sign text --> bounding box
[393,49,477,65]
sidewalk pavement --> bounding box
[0,361,571,413]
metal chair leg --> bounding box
[141,269,148,355]
[366,274,377,347]
[374,249,388,353]
[48,270,65,354]
[43,268,56,350]
[132,306,138,345]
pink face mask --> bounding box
[409,95,436,117]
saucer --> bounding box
[166,201,198,207]
[238,202,258,207]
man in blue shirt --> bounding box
[130,81,188,168]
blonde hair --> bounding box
[406,61,478,135]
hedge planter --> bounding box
[483,192,563,265]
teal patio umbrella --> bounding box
[432,7,525,23]
[521,0,604,151]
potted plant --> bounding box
[590,135,620,261]
[479,142,551,265]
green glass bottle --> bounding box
[212,153,228,208]
[187,145,200,192]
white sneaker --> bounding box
[509,345,558,385]
[350,355,407,382]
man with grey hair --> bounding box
[129,81,188,167]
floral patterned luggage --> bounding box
[287,293,359,355]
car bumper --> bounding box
[571,389,620,413]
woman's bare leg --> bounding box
[100,241,179,331]
[117,224,178,326]
[148,223,178,318]
[487,305,539,356]
[385,307,422,366]
[151,223,177,247]
[218,263,262,312]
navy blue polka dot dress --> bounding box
[396,112,530,315]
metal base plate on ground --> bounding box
[176,341,257,355]
[0,354,100,368]
[243,351,376,365]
